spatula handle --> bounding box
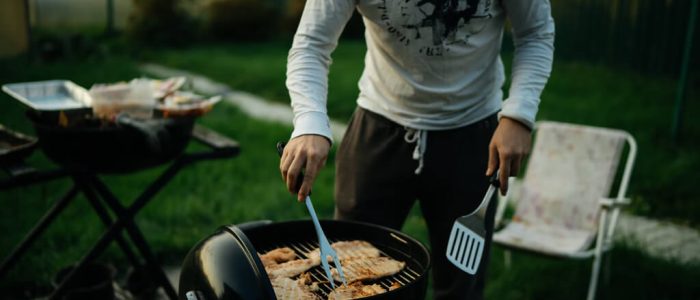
[488,172,500,188]
[470,172,500,217]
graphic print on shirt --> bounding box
[379,0,493,56]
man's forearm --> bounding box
[500,0,555,129]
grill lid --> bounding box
[178,224,276,300]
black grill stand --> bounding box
[0,125,240,300]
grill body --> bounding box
[27,111,193,173]
[179,220,431,300]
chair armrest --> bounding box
[495,177,520,227]
[599,197,631,208]
[598,197,630,248]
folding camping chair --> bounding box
[493,121,637,300]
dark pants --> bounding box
[334,107,498,300]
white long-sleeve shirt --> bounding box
[287,0,555,142]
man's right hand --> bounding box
[279,135,331,202]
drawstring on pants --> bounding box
[404,128,428,175]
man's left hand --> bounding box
[486,117,532,195]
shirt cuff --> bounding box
[498,97,539,130]
[291,111,334,144]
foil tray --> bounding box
[2,80,92,111]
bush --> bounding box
[281,0,305,34]
[281,0,364,39]
[204,0,282,41]
[127,0,198,46]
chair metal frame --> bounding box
[494,121,637,300]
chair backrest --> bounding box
[514,121,629,232]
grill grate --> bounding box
[265,239,421,298]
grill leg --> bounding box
[85,174,178,300]
[50,159,188,300]
[50,174,177,300]
[77,178,142,268]
[48,211,129,299]
[0,185,78,279]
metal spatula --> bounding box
[446,173,500,275]
[276,142,347,288]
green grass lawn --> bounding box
[1,41,699,299]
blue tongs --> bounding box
[277,142,347,288]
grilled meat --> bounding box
[266,258,318,278]
[331,256,405,283]
[259,247,297,267]
[299,272,324,292]
[270,277,319,300]
[298,272,313,285]
[266,240,404,298]
[309,282,320,292]
[327,282,386,300]
[307,241,381,264]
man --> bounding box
[279,0,554,298]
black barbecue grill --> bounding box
[26,111,195,173]
[179,220,431,300]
